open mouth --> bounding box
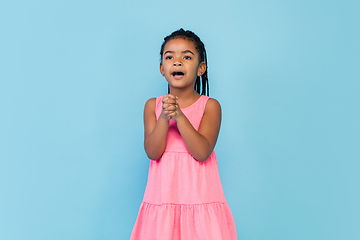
[172,71,185,77]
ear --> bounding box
[197,61,207,76]
[160,62,164,76]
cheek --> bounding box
[163,62,171,69]
[193,64,201,72]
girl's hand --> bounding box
[161,94,184,121]
[167,97,184,122]
[160,94,177,121]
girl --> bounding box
[130,29,237,240]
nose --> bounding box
[173,57,182,66]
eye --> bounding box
[165,56,173,60]
[184,56,191,60]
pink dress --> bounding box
[131,95,237,240]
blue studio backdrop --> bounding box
[1,0,359,239]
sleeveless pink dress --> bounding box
[131,95,237,240]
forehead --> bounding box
[163,38,197,53]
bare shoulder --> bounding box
[205,98,221,114]
[144,97,156,111]
[144,98,157,123]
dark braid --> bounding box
[160,28,209,96]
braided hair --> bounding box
[160,28,209,96]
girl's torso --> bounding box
[143,95,226,205]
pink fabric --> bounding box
[131,95,237,240]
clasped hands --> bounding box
[161,94,182,121]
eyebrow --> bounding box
[164,50,195,55]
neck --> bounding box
[170,86,197,97]
[169,86,200,108]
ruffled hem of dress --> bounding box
[130,202,237,240]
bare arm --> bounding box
[143,96,177,160]
[172,98,221,162]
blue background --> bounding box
[1,0,359,239]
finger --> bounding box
[162,95,170,103]
[162,103,177,109]
[163,94,175,100]
[163,97,176,104]
[168,98,177,104]
[167,94,176,101]
[164,110,176,116]
[167,111,177,117]
[164,105,177,111]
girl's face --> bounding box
[160,38,206,92]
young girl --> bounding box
[130,29,237,240]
